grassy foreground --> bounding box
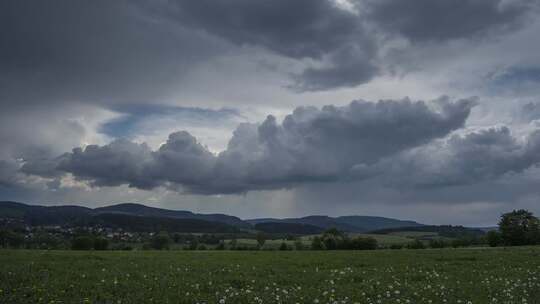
[1,248,540,304]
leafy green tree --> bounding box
[350,236,378,250]
[30,231,64,249]
[310,236,325,250]
[256,232,266,249]
[71,236,94,250]
[389,244,403,250]
[197,244,207,250]
[188,238,199,250]
[151,232,171,250]
[486,230,502,247]
[228,238,237,250]
[321,228,345,250]
[215,242,225,250]
[278,242,289,251]
[12,232,24,249]
[499,210,540,246]
[93,237,109,250]
[429,239,447,249]
[407,239,426,249]
[294,239,304,250]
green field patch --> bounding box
[1,248,540,303]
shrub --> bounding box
[71,236,94,250]
[486,230,502,247]
[188,239,199,250]
[215,242,225,250]
[0,230,24,249]
[93,237,109,250]
[429,239,447,249]
[389,244,403,250]
[311,236,325,250]
[151,233,171,250]
[197,244,207,250]
[256,232,266,249]
[407,239,426,249]
[350,237,378,250]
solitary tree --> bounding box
[498,210,540,246]
[310,236,325,250]
[256,232,266,249]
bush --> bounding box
[350,237,378,250]
[294,239,304,250]
[256,232,266,249]
[389,244,403,250]
[429,239,447,249]
[151,233,171,250]
[486,230,502,247]
[188,239,199,250]
[93,237,109,250]
[279,242,290,251]
[0,230,24,249]
[311,236,325,250]
[215,242,225,250]
[407,239,426,249]
[71,236,94,250]
[197,244,207,250]
[112,243,133,251]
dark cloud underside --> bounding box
[22,97,477,194]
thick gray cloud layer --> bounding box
[2,0,535,98]
[376,127,540,188]
[23,97,476,194]
[362,0,535,42]
[136,0,381,91]
[0,0,226,106]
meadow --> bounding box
[1,248,540,304]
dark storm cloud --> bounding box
[522,102,540,122]
[22,97,476,194]
[362,0,536,42]
[154,0,363,59]
[377,126,540,188]
[1,0,537,98]
[148,0,380,91]
[0,0,227,107]
[0,160,21,188]
[0,0,378,96]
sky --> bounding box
[2,0,540,226]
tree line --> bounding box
[2,209,540,250]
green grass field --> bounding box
[1,248,540,303]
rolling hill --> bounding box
[95,203,250,228]
[1,201,427,234]
[246,215,423,232]
[0,201,241,233]
[254,222,325,235]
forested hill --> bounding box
[2,201,426,234]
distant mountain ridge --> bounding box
[246,215,424,232]
[1,201,424,234]
[0,201,245,232]
[94,203,250,228]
